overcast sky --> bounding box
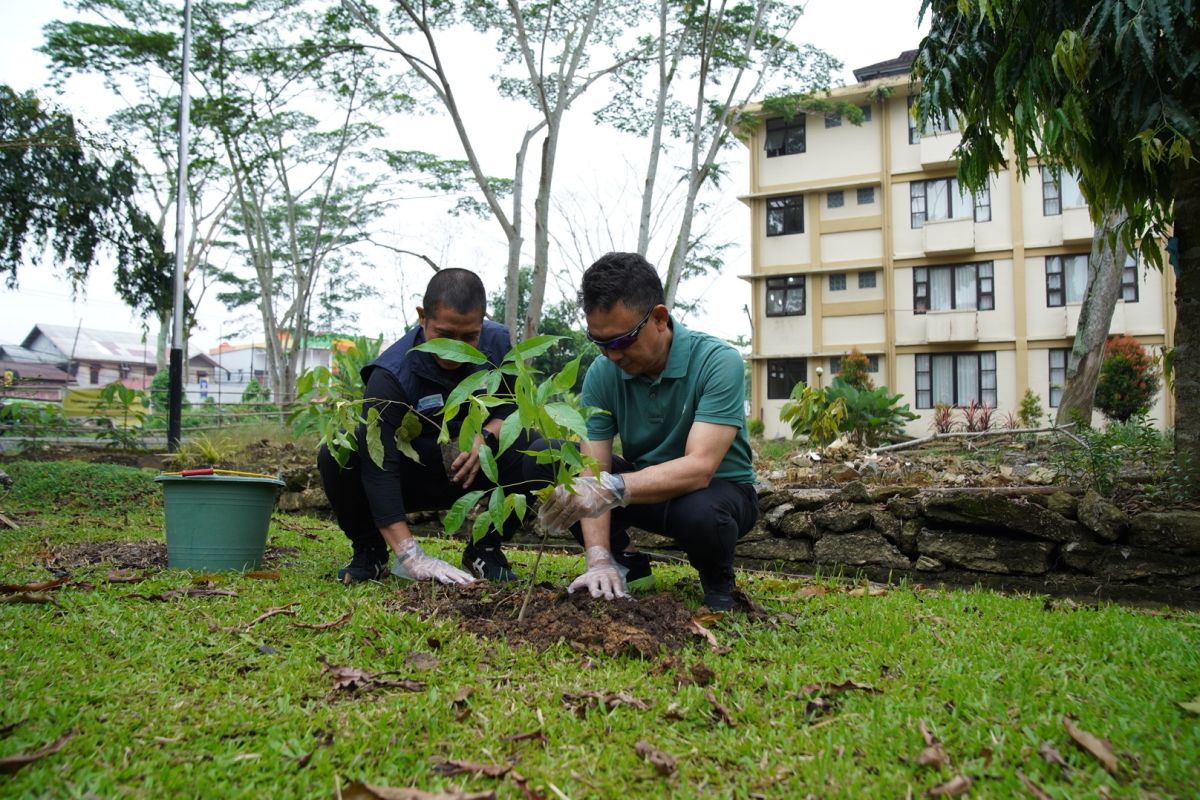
[0,0,928,353]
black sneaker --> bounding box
[700,572,737,612]
[462,542,518,582]
[337,549,389,584]
[613,550,656,593]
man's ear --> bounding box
[416,306,427,326]
[652,304,669,330]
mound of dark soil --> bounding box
[389,582,710,657]
[45,540,299,570]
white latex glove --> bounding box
[537,472,629,532]
[567,545,630,600]
[390,537,475,585]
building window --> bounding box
[857,186,875,205]
[765,116,805,157]
[146,365,157,377]
[913,262,994,313]
[907,95,959,144]
[118,363,131,379]
[767,358,807,400]
[765,275,805,316]
[767,195,804,236]
[89,364,101,384]
[829,273,847,292]
[1121,254,1139,303]
[858,270,877,289]
[1041,166,1085,215]
[910,177,989,227]
[824,112,842,128]
[830,354,880,374]
[1049,348,1069,408]
[1046,254,1088,306]
[915,352,997,408]
[827,191,844,209]
[860,104,872,122]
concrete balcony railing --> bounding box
[922,217,975,254]
[1062,206,1095,244]
[925,309,979,343]
[919,131,960,168]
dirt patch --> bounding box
[45,540,300,570]
[388,582,712,657]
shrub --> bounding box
[836,348,874,390]
[957,400,995,433]
[241,378,271,404]
[148,369,190,412]
[779,383,846,447]
[1095,335,1160,422]
[1018,389,1044,429]
[931,402,955,434]
[747,418,765,438]
[782,378,916,447]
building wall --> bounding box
[744,80,1176,440]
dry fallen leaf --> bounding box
[431,759,511,778]
[508,769,546,800]
[452,685,475,721]
[561,691,651,718]
[1063,715,1120,776]
[705,689,736,727]
[503,729,546,746]
[689,620,722,651]
[224,602,299,632]
[105,569,144,584]
[0,576,70,592]
[0,730,75,774]
[1017,770,1052,800]
[321,661,424,695]
[406,651,440,671]
[916,720,950,769]
[634,740,678,777]
[0,592,57,605]
[340,781,495,800]
[292,609,354,630]
[1178,698,1200,715]
[1038,741,1070,776]
[689,660,716,687]
[796,585,829,598]
[245,570,280,580]
[925,774,972,797]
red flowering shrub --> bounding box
[1095,335,1160,422]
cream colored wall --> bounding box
[757,303,813,356]
[975,173,1014,252]
[756,112,882,189]
[888,96,922,174]
[819,190,878,221]
[821,270,884,302]
[890,182,923,259]
[819,229,883,264]
[1125,265,1167,335]
[823,314,886,349]
[760,228,810,268]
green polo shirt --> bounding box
[582,319,755,484]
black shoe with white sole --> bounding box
[462,542,518,582]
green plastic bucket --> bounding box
[155,473,285,571]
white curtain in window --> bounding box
[932,355,954,404]
[927,180,950,221]
[956,356,980,404]
[1062,171,1085,208]
[1065,255,1088,303]
[930,269,953,310]
[954,266,977,309]
[951,180,973,219]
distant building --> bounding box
[738,51,1175,437]
[209,332,350,401]
[0,359,72,401]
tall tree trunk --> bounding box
[636,0,672,256]
[524,134,558,342]
[1171,161,1199,491]
[1054,210,1128,425]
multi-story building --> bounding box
[739,50,1176,438]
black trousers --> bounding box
[317,432,548,556]
[557,451,759,586]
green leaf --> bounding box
[444,490,487,534]
[395,410,422,463]
[499,412,522,455]
[458,402,487,453]
[545,402,587,439]
[488,486,508,531]
[412,338,488,365]
[365,407,384,468]
[478,441,498,483]
[550,355,582,393]
[507,334,563,363]
[471,509,493,543]
[510,492,527,522]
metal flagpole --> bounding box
[167,0,193,452]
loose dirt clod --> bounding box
[389,582,705,657]
[46,540,298,570]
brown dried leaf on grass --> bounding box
[221,602,299,633]
[0,730,75,774]
[503,730,546,746]
[1038,741,1070,777]
[916,720,950,769]
[1017,770,1052,800]
[0,719,26,738]
[634,740,678,776]
[0,592,57,605]
[561,691,651,717]
[406,651,440,671]
[1062,716,1120,776]
[430,759,511,778]
[292,609,354,631]
[508,769,546,800]
[689,660,716,687]
[341,782,495,800]
[0,576,70,592]
[130,586,238,602]
[705,689,736,727]
[105,569,144,584]
[924,774,972,796]
[452,686,474,721]
[796,585,829,598]
[689,620,723,652]
[245,570,280,580]
[321,660,425,695]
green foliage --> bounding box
[95,382,148,449]
[241,379,271,405]
[746,418,765,439]
[174,433,240,469]
[1,460,158,509]
[0,399,66,439]
[490,267,596,390]
[836,348,874,390]
[290,337,382,468]
[1018,389,1045,429]
[782,378,917,448]
[779,382,846,447]
[1095,336,1160,423]
[1053,416,1175,497]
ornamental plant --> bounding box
[781,378,916,447]
[1095,335,1160,423]
[836,348,874,390]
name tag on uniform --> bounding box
[416,393,444,413]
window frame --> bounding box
[856,186,875,205]
[765,116,806,158]
[766,194,805,237]
[1121,254,1139,303]
[765,275,806,317]
[912,262,994,314]
[915,351,998,409]
[827,190,844,209]
[767,358,807,400]
[1045,254,1088,307]
[910,177,990,228]
[1049,348,1069,408]
[824,112,842,128]
[857,270,877,289]
[830,354,880,374]
[1041,166,1062,215]
[828,272,847,292]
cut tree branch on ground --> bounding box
[872,424,1081,453]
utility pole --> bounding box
[167,0,193,451]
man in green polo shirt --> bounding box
[538,252,759,611]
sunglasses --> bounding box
[587,306,655,351]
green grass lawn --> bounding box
[1,462,1198,798]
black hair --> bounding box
[423,268,487,317]
[580,252,665,314]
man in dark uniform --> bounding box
[317,268,539,584]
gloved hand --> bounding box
[537,472,629,532]
[568,545,630,600]
[390,537,475,585]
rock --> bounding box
[757,490,791,513]
[922,493,1087,543]
[813,531,911,569]
[737,537,813,561]
[868,485,920,502]
[831,480,871,504]
[780,488,840,511]
[1127,512,1200,556]
[918,528,1054,575]
[777,511,818,540]
[870,509,901,542]
[1025,466,1059,485]
[1076,491,1129,543]
[764,501,796,524]
[739,522,773,543]
[898,520,922,556]
[1060,541,1200,581]
[1030,491,1079,520]
[276,488,330,512]
[886,495,922,520]
[813,505,873,533]
[915,555,944,572]
[627,528,678,550]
